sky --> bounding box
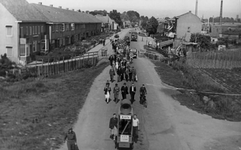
[26,0,241,19]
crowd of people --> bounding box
[64,31,147,150]
[105,35,147,148]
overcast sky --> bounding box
[27,0,241,19]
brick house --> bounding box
[174,11,202,41]
[31,3,102,50]
[0,0,49,65]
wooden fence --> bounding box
[26,52,99,77]
[186,51,241,69]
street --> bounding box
[58,29,241,150]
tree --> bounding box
[190,33,212,50]
[89,10,108,16]
[146,16,158,34]
[121,11,130,21]
[109,10,123,26]
[165,17,170,20]
[126,10,140,23]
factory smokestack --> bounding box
[195,0,198,16]
[220,0,223,25]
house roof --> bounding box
[0,0,49,22]
[95,14,115,24]
[31,3,101,23]
[175,11,200,20]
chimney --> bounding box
[72,9,74,11]
[50,4,53,7]
[195,0,198,16]
[59,6,62,9]
[66,8,69,10]
[38,2,42,5]
[220,0,223,25]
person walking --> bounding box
[109,55,114,67]
[109,113,118,149]
[64,128,77,150]
[121,83,129,100]
[103,38,106,46]
[120,66,125,81]
[139,84,147,104]
[117,66,122,82]
[131,67,137,82]
[129,67,133,81]
[104,83,111,104]
[125,67,130,82]
[109,67,115,82]
[129,83,136,104]
[132,114,139,143]
[113,83,120,103]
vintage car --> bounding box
[116,99,134,149]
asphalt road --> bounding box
[58,28,241,150]
[58,28,188,150]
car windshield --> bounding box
[119,119,132,135]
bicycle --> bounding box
[139,93,147,108]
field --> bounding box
[152,60,241,121]
[202,68,241,94]
[186,50,241,69]
[0,62,108,150]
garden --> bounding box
[31,32,113,63]
[143,35,241,121]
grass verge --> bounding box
[0,62,108,150]
[152,60,241,121]
[152,61,191,89]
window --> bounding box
[19,44,25,56]
[52,25,55,33]
[26,26,29,35]
[38,26,40,34]
[6,26,12,36]
[71,23,75,31]
[66,24,69,31]
[30,26,32,35]
[6,46,13,57]
[33,41,37,52]
[62,23,65,32]
[20,27,24,38]
[56,24,58,32]
[41,26,43,33]
[35,26,37,34]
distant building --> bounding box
[95,14,117,32]
[210,23,241,38]
[174,11,202,41]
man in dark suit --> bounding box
[121,83,128,100]
[64,128,77,150]
[129,83,136,104]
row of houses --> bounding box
[0,0,103,66]
[95,14,119,32]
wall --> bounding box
[176,13,202,40]
[0,3,19,63]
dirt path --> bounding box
[58,29,241,150]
